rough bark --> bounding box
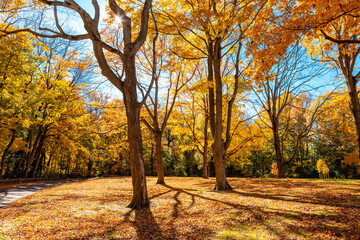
[0,129,16,178]
[155,131,165,184]
[347,80,360,158]
[23,126,44,178]
[338,50,360,158]
[212,39,231,190]
[31,134,45,178]
[207,41,216,137]
[123,56,149,209]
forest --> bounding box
[0,0,360,210]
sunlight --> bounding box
[114,15,122,24]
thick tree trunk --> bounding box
[31,145,44,178]
[346,76,360,158]
[212,39,231,190]
[31,131,46,178]
[202,146,208,179]
[338,51,360,158]
[123,56,149,209]
[24,126,43,178]
[155,131,165,184]
[207,42,216,137]
[212,141,231,190]
[0,129,16,178]
[273,121,285,178]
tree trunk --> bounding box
[338,51,360,158]
[150,143,154,176]
[0,129,16,178]
[15,151,26,177]
[23,126,43,178]
[31,132,46,178]
[15,129,33,176]
[203,115,209,178]
[346,76,360,158]
[273,121,285,178]
[212,39,231,190]
[155,131,165,184]
[123,56,149,209]
[207,41,216,137]
[31,145,44,178]
[36,150,46,177]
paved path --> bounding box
[0,181,72,208]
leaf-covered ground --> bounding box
[0,177,359,240]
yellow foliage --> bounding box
[271,162,278,176]
[316,159,329,178]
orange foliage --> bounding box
[0,177,359,239]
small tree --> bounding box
[270,161,278,177]
[316,159,329,179]
[342,151,360,178]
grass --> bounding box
[0,177,359,239]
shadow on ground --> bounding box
[0,177,359,239]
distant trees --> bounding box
[252,43,328,177]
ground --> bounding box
[0,177,359,240]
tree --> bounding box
[140,34,195,184]
[343,151,360,178]
[1,0,154,209]
[316,159,329,179]
[249,0,360,160]
[175,69,211,178]
[0,31,39,178]
[314,90,357,178]
[158,0,265,190]
[252,43,328,177]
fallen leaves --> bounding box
[0,177,359,239]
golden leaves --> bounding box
[316,159,329,176]
[1,177,360,239]
[343,151,360,167]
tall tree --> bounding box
[249,0,360,159]
[252,44,328,177]
[158,0,265,190]
[176,67,211,178]
[140,42,195,184]
[1,0,154,209]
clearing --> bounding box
[0,177,359,239]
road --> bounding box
[0,181,71,208]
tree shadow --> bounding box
[162,182,359,239]
[1,178,359,239]
[133,208,165,240]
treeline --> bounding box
[0,0,359,193]
[0,33,358,179]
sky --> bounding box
[49,0,345,111]
[52,0,123,99]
